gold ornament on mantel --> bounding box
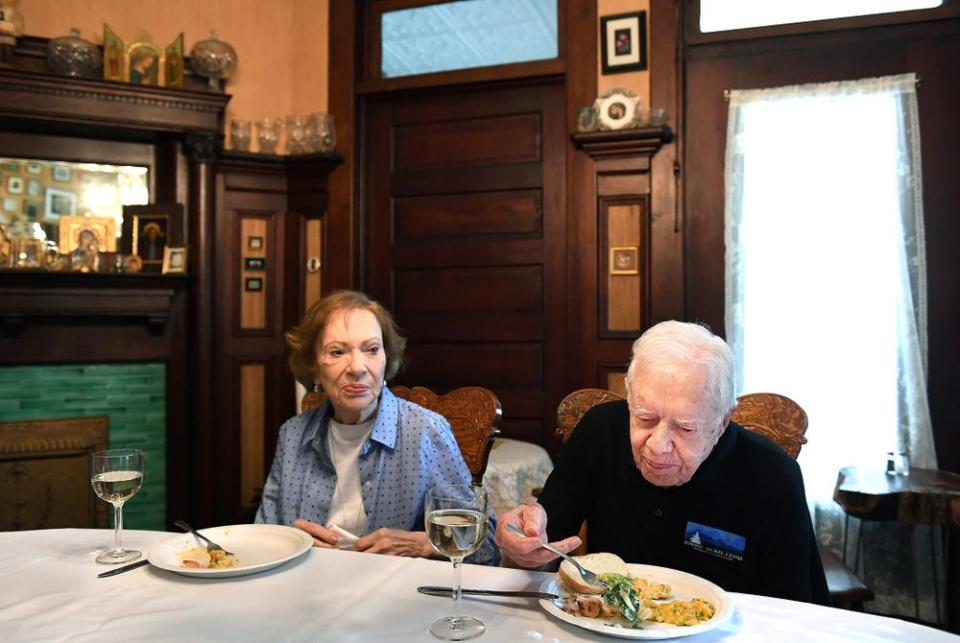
[102,25,184,88]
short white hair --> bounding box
[625,321,736,426]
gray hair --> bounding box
[625,321,736,427]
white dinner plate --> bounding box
[148,524,313,578]
[538,563,733,639]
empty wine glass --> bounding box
[90,448,144,564]
[425,484,488,640]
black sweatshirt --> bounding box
[539,400,831,605]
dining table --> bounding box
[1,528,957,642]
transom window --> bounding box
[380,0,558,78]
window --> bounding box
[380,0,558,78]
[723,74,937,510]
[700,0,942,32]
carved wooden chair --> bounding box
[553,388,873,610]
[391,386,501,486]
[300,385,502,486]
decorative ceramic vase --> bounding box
[188,31,237,92]
[47,28,102,78]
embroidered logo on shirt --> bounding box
[683,521,745,562]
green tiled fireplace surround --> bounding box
[0,363,166,530]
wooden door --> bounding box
[364,81,566,446]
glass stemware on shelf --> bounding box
[90,448,145,564]
[285,114,310,154]
[425,484,488,641]
[257,117,281,154]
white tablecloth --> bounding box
[482,438,554,518]
[1,529,956,642]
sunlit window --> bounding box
[700,0,942,32]
[723,74,936,509]
[381,0,558,78]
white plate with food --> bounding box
[538,553,733,639]
[147,524,312,578]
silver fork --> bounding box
[174,520,235,556]
[503,522,604,588]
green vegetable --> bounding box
[599,573,647,629]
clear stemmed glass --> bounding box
[90,448,145,564]
[425,484,488,641]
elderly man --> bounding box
[496,321,830,605]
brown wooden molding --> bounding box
[571,126,674,160]
[0,277,181,335]
[0,416,109,457]
[0,68,229,135]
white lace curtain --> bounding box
[723,73,940,619]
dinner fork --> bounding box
[174,520,235,556]
[503,522,604,589]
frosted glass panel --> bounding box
[700,0,942,32]
[381,0,558,78]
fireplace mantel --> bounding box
[0,272,185,337]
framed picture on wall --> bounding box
[122,203,184,273]
[600,11,648,74]
[609,246,639,275]
[45,187,76,220]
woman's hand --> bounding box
[353,528,436,558]
[292,518,340,548]
[495,502,581,569]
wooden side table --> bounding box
[834,466,960,626]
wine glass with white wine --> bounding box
[425,484,488,641]
[90,448,145,564]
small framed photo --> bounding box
[125,38,163,85]
[245,277,263,292]
[45,188,76,220]
[609,246,639,275]
[247,236,264,250]
[161,246,187,274]
[244,257,266,271]
[26,162,42,174]
[122,203,184,272]
[27,180,41,196]
[52,165,71,182]
[2,197,16,212]
[7,176,23,194]
[600,11,647,74]
[59,215,118,253]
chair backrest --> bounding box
[301,386,502,485]
[730,392,808,459]
[392,386,502,485]
[555,388,807,459]
[555,388,625,443]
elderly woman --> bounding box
[256,290,498,564]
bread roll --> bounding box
[558,552,629,594]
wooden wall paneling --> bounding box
[649,0,684,329]
[239,363,266,511]
[603,367,629,398]
[304,218,323,310]
[328,0,361,291]
[238,216,269,331]
[216,155,287,525]
[572,128,672,413]
[599,197,650,335]
[565,0,599,405]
